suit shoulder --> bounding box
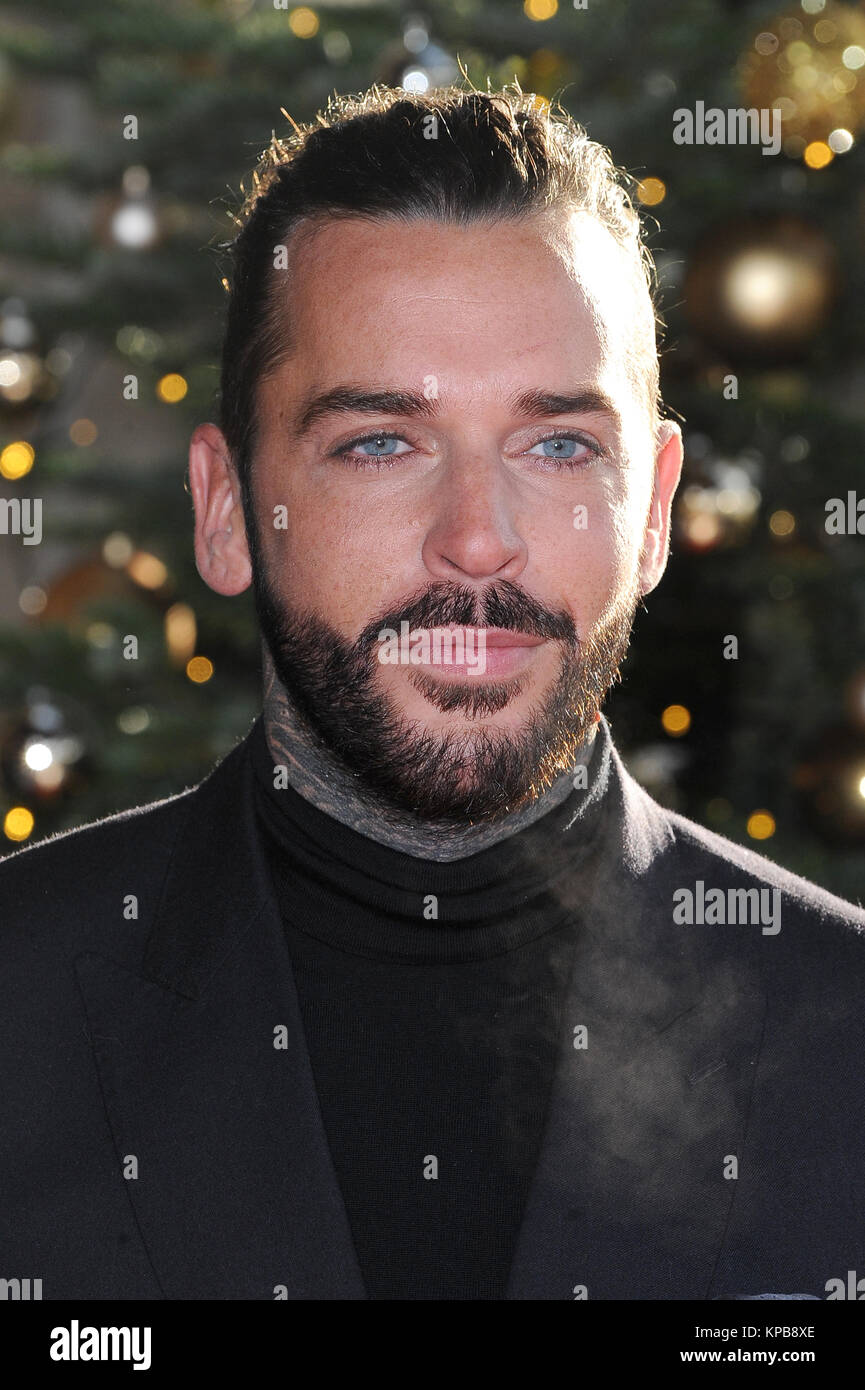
[616,752,862,925]
[657,803,865,1000]
[0,780,196,874]
[0,782,197,958]
[664,806,864,920]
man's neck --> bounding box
[261,658,595,863]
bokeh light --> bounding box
[156,373,188,403]
[186,655,214,684]
[4,806,34,842]
[0,441,35,478]
[662,704,691,736]
[747,810,776,840]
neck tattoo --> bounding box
[260,652,595,863]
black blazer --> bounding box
[1,719,864,1300]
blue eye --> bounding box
[355,435,404,457]
[333,433,412,468]
[528,434,596,462]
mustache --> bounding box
[356,580,577,655]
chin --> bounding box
[388,672,537,726]
[413,707,537,740]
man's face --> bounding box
[220,210,680,823]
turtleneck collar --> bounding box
[249,713,615,964]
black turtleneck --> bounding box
[250,717,613,1301]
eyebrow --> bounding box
[293,385,622,437]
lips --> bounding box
[405,626,548,680]
[480,629,547,649]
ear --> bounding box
[188,423,252,596]
[638,420,683,598]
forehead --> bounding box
[271,211,643,413]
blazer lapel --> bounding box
[75,727,367,1300]
[506,750,767,1300]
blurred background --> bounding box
[0,0,863,901]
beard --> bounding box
[250,541,639,826]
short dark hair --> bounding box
[218,83,662,517]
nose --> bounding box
[421,454,529,584]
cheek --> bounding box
[562,529,632,631]
[257,468,408,621]
[605,458,655,568]
[562,475,645,596]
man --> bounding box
[1,85,863,1303]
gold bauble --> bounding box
[684,215,837,358]
[739,1,865,154]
